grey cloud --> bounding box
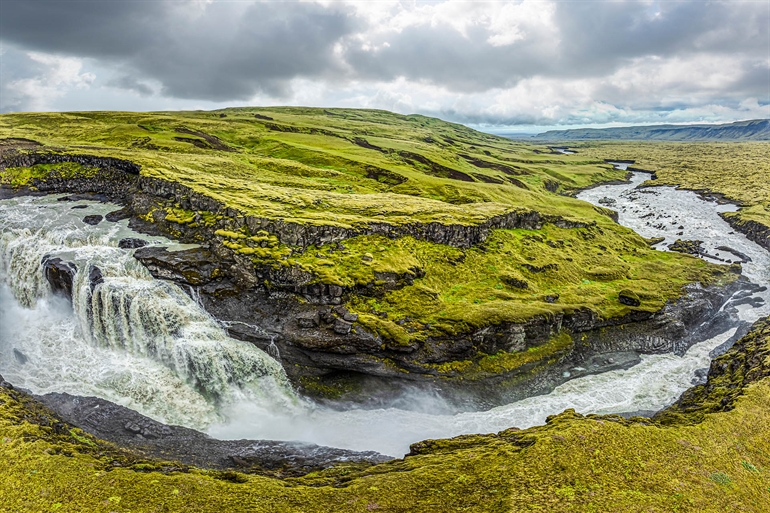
[0,0,767,125]
[1,0,356,101]
[106,76,154,97]
[343,23,554,93]
[0,45,52,112]
[346,1,769,91]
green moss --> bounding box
[0,161,96,187]
[431,331,574,378]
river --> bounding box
[1,175,768,456]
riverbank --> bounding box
[574,141,770,252]
[3,317,770,512]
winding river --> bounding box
[1,173,768,456]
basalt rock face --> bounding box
[36,392,390,473]
[0,151,141,175]
[131,239,752,407]
[721,213,770,253]
[42,257,77,300]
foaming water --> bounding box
[0,195,300,429]
[2,182,769,457]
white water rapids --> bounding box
[1,179,768,457]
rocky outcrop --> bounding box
[0,150,141,175]
[35,392,390,474]
[657,316,770,424]
[42,257,77,300]
[668,239,704,255]
[118,238,149,249]
[721,213,770,252]
[82,214,103,226]
[130,239,752,407]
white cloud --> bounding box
[6,52,95,111]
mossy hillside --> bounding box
[0,109,625,228]
[324,225,729,347]
[0,110,735,360]
[214,217,730,349]
[576,141,770,233]
[6,319,770,511]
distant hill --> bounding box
[535,119,770,142]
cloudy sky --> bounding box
[1,0,768,131]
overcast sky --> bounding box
[1,0,768,131]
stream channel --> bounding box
[1,172,768,457]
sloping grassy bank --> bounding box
[2,318,770,512]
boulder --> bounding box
[297,312,320,329]
[668,239,704,255]
[42,257,77,300]
[88,266,104,292]
[82,214,103,226]
[106,208,131,222]
[118,238,149,249]
[333,318,352,335]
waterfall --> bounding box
[0,195,301,428]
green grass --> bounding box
[0,108,739,359]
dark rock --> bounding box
[106,208,131,222]
[42,257,77,300]
[71,204,88,209]
[668,239,704,255]
[502,275,529,289]
[618,289,641,307]
[715,245,752,263]
[36,392,390,472]
[343,313,359,322]
[133,246,221,286]
[544,295,559,304]
[88,266,104,292]
[333,318,353,335]
[598,197,616,206]
[297,312,320,329]
[82,214,103,226]
[328,285,343,297]
[523,263,559,273]
[118,238,149,249]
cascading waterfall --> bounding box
[0,195,301,428]
[1,180,769,457]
